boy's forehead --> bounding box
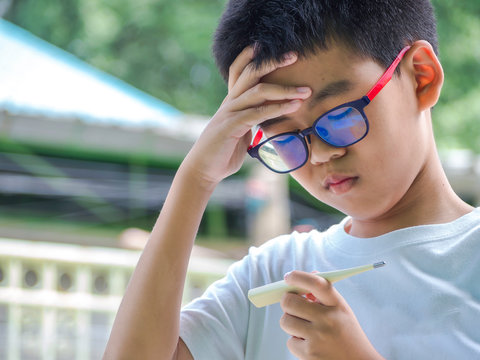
[260,45,384,105]
[261,45,361,86]
[259,49,353,115]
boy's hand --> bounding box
[180,46,311,188]
[280,271,384,360]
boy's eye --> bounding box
[327,107,354,120]
[272,135,295,146]
[326,108,356,130]
[262,127,302,140]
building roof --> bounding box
[0,19,181,129]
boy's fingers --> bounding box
[279,312,311,339]
[219,99,301,138]
[284,270,340,307]
[286,336,305,359]
[229,83,311,111]
[280,292,319,321]
[238,99,303,129]
[228,46,256,91]
[228,52,298,99]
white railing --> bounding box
[0,238,233,360]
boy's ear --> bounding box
[404,40,444,111]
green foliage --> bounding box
[432,0,480,153]
[4,0,480,153]
[5,0,227,116]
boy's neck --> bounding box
[345,146,474,238]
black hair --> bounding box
[212,0,438,81]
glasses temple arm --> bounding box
[248,128,264,150]
[366,46,411,101]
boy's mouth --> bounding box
[323,175,358,195]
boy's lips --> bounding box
[323,175,358,194]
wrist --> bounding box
[176,160,219,194]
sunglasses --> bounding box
[247,46,411,174]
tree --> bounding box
[432,0,480,153]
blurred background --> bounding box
[0,0,479,358]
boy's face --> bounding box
[260,45,432,220]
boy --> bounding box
[105,1,480,359]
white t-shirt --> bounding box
[180,208,480,359]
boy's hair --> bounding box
[213,0,438,81]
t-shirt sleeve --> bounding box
[179,254,253,360]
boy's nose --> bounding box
[308,135,347,164]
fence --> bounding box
[0,237,233,359]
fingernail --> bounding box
[296,87,310,94]
[284,271,292,279]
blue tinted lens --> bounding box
[314,107,367,146]
[258,134,307,172]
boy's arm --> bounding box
[103,47,312,360]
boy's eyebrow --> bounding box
[260,115,291,129]
[259,79,354,128]
[308,79,354,109]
